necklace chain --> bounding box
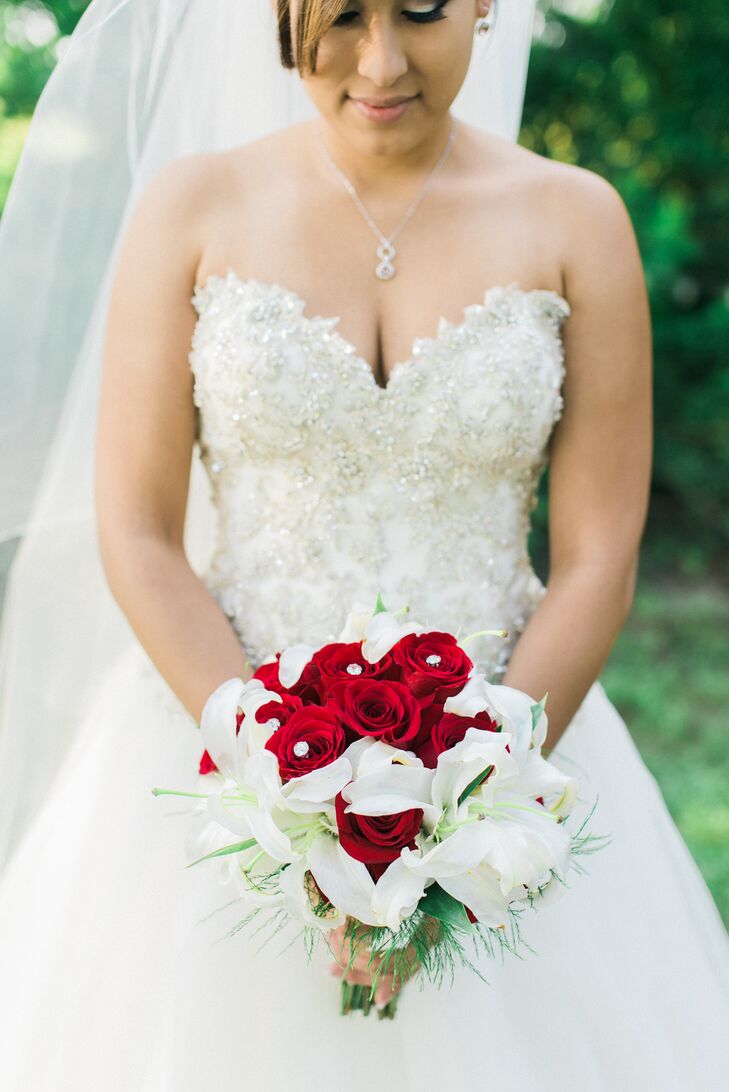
[315,117,458,280]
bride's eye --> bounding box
[332,1,451,28]
[402,1,450,24]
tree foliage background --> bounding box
[521,0,729,579]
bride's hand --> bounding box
[328,918,436,1007]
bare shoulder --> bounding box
[137,148,236,240]
[464,125,642,301]
[153,130,301,266]
[525,154,644,305]
[468,126,628,223]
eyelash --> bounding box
[333,1,450,28]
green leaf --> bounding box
[373,591,388,615]
[185,837,257,869]
[419,882,473,932]
[457,764,494,806]
[530,693,548,733]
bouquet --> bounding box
[153,594,605,1018]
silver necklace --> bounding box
[315,117,458,281]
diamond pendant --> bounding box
[375,241,396,280]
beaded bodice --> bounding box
[189,271,569,680]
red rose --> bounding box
[435,709,500,751]
[335,791,423,875]
[254,692,303,733]
[253,653,320,704]
[252,658,282,692]
[411,702,446,767]
[326,677,422,749]
[265,705,345,782]
[199,749,218,775]
[418,709,501,769]
[391,632,473,704]
[311,641,396,701]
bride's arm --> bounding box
[503,168,652,752]
[96,156,253,724]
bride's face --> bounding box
[286,0,489,153]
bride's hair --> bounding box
[276,0,349,75]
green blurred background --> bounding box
[0,0,727,922]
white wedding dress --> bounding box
[1,271,728,1091]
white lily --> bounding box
[343,736,422,777]
[484,807,571,896]
[342,761,438,825]
[360,608,425,664]
[245,748,352,818]
[431,727,518,831]
[437,863,512,928]
[337,602,381,643]
[307,834,379,925]
[490,747,579,820]
[277,642,317,688]
[400,820,500,879]
[444,677,548,757]
[442,672,501,720]
[205,785,297,864]
[370,857,428,931]
[200,676,284,782]
[464,782,573,895]
[306,835,427,931]
[277,859,346,931]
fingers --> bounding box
[329,960,401,1004]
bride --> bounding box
[0,1,728,1088]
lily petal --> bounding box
[278,859,345,931]
[361,609,425,664]
[245,806,298,864]
[337,603,377,643]
[400,821,499,879]
[439,864,511,928]
[278,643,316,688]
[344,737,422,778]
[371,857,426,931]
[343,764,437,822]
[307,835,378,926]
[431,729,517,821]
[200,677,248,780]
[283,756,353,811]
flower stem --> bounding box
[150,788,210,799]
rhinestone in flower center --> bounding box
[293,740,310,757]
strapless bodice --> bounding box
[189,270,569,679]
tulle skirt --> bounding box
[1,641,728,1091]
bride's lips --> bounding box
[349,95,417,122]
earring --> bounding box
[475,9,493,35]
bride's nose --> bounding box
[356,19,409,85]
